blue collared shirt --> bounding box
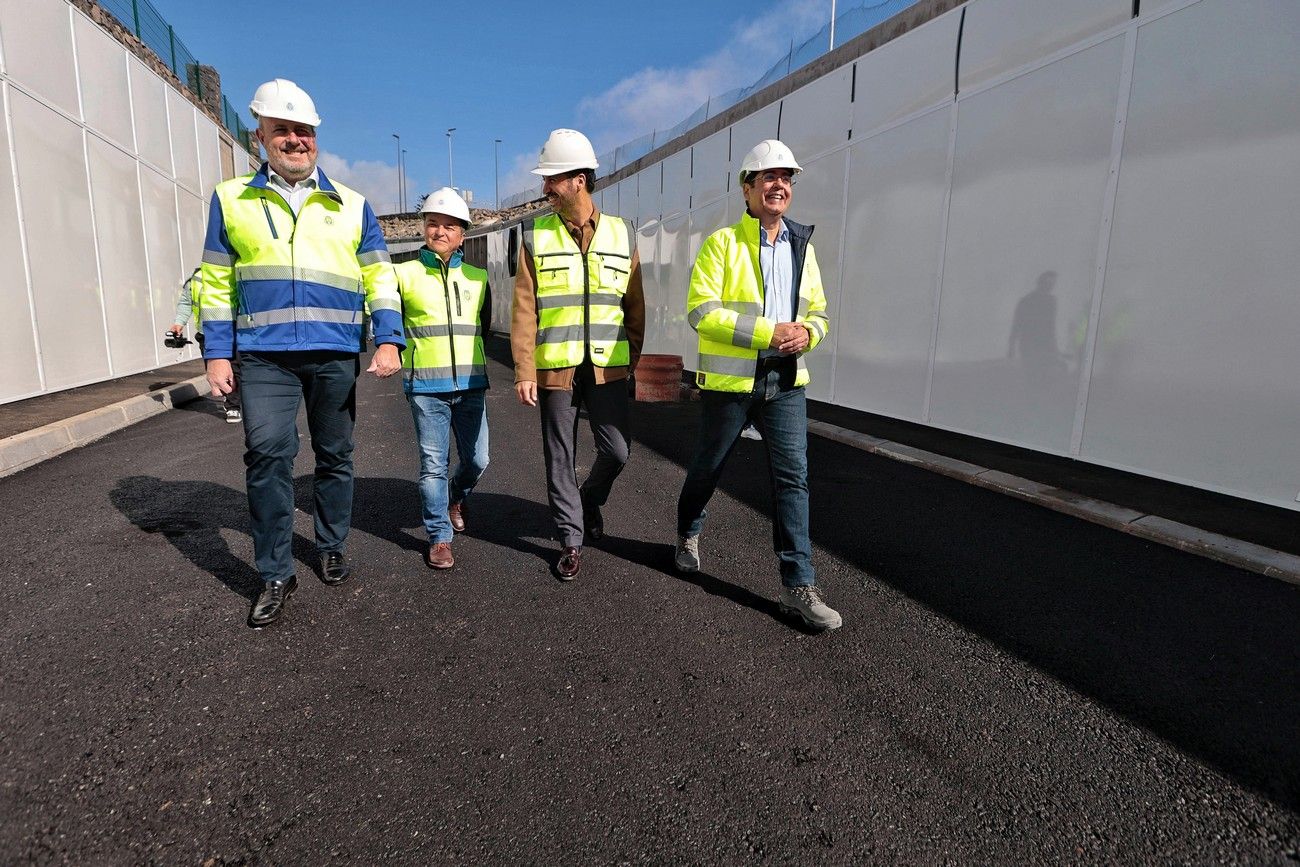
[759,220,792,357]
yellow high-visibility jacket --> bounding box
[686,212,829,392]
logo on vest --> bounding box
[324,216,334,225]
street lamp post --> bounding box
[446,128,456,189]
[401,148,408,212]
[391,133,402,212]
[494,138,501,210]
[829,0,837,51]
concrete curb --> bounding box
[0,375,210,479]
[807,419,1300,587]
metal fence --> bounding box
[500,0,918,209]
[97,0,254,150]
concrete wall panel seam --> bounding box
[920,99,961,423]
[1069,25,1139,455]
[2,80,45,395]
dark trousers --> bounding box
[539,362,630,547]
[676,358,814,587]
[238,351,359,584]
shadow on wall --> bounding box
[626,393,1300,813]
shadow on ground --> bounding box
[628,395,1300,811]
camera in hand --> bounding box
[163,331,193,349]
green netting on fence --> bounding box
[97,0,252,150]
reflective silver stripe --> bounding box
[796,356,809,374]
[537,324,584,345]
[588,292,623,308]
[804,319,826,341]
[537,293,586,310]
[237,307,359,328]
[798,295,809,317]
[406,324,482,339]
[357,249,391,266]
[698,353,758,377]
[688,300,722,327]
[235,265,363,295]
[410,363,488,381]
[367,298,402,313]
[732,315,759,348]
[590,323,626,343]
[202,249,233,267]
[723,300,763,315]
[200,306,233,320]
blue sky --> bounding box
[146,0,844,212]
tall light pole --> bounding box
[829,0,837,51]
[446,127,456,189]
[401,148,408,212]
[391,133,402,212]
[494,138,501,210]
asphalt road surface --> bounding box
[2,344,1298,864]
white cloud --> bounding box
[576,0,833,151]
[316,150,403,214]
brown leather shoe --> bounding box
[448,501,466,533]
[556,545,580,581]
[426,542,454,570]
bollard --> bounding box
[635,354,683,402]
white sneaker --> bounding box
[674,535,700,573]
[225,408,242,423]
[778,585,843,631]
[740,424,763,441]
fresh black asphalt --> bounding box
[2,343,1298,863]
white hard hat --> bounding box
[739,139,801,182]
[531,128,599,176]
[249,78,321,127]
[420,187,471,226]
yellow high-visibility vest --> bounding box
[526,212,633,369]
[395,249,489,393]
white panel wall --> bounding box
[0,84,41,399]
[690,129,729,206]
[0,0,79,117]
[959,0,1130,90]
[129,55,171,175]
[481,0,1300,510]
[853,9,961,136]
[837,108,951,420]
[87,135,154,373]
[661,150,690,219]
[1080,0,1300,505]
[0,0,244,403]
[73,13,133,150]
[778,65,852,161]
[930,35,1125,452]
[10,88,106,390]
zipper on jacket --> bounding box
[260,198,280,240]
[440,260,459,389]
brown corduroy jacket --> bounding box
[510,204,646,390]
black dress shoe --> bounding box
[556,546,581,581]
[321,551,351,585]
[249,576,297,627]
[581,490,604,542]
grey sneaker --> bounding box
[225,408,242,424]
[740,424,763,441]
[778,585,843,631]
[674,534,700,573]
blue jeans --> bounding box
[408,389,489,543]
[676,360,814,587]
[239,350,358,584]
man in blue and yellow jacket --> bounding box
[674,140,842,632]
[199,79,404,627]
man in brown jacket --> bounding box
[511,129,645,580]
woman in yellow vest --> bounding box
[395,188,491,570]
